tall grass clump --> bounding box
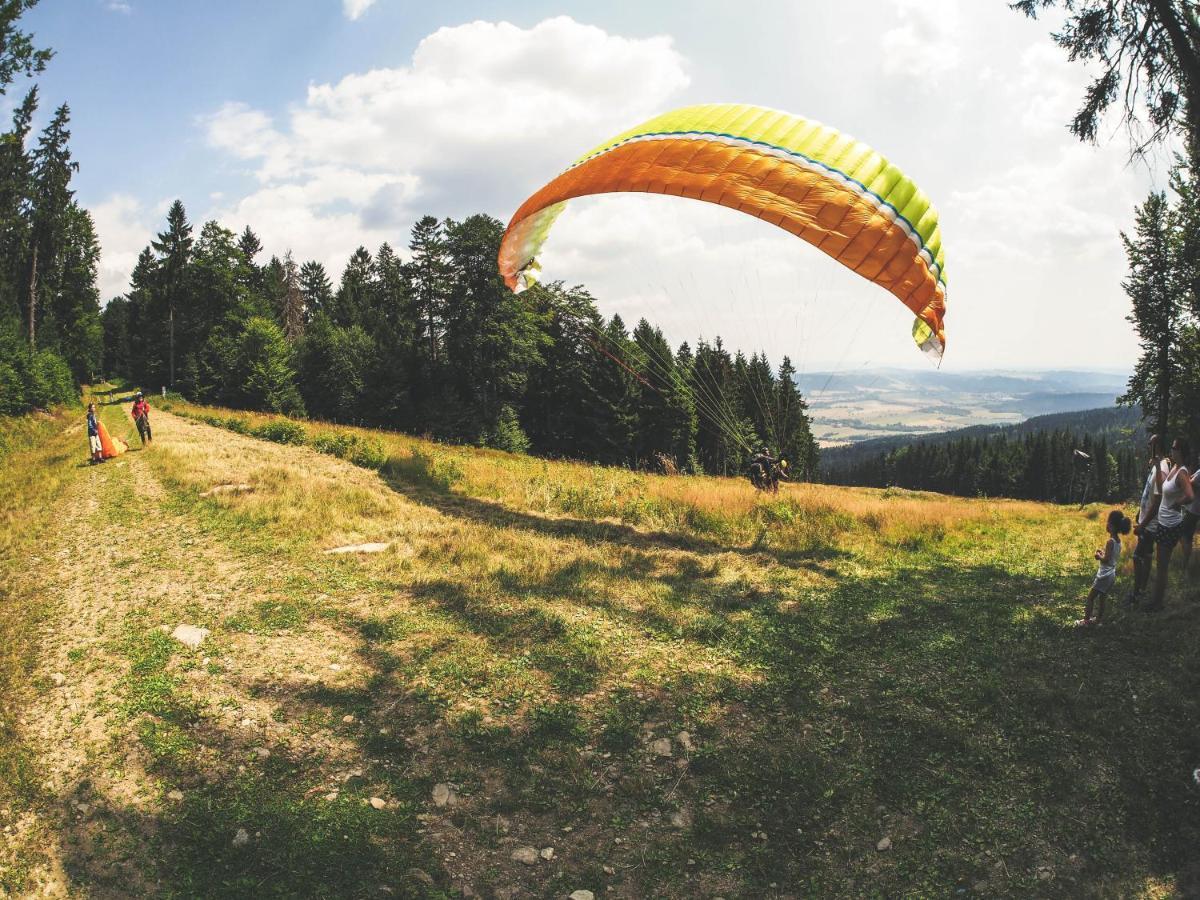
[252,419,307,446]
[311,431,388,470]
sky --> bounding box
[15,0,1178,374]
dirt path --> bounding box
[5,410,451,896]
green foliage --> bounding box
[111,208,819,477]
[311,430,387,469]
[0,322,75,413]
[480,404,529,454]
[251,418,306,446]
[1013,0,1200,149]
[232,317,305,416]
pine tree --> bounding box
[298,260,334,318]
[150,199,193,386]
[280,251,305,342]
[407,216,449,369]
[0,86,35,326]
[26,102,76,349]
[1120,191,1182,439]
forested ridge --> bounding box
[820,406,1147,503]
[0,13,101,415]
[99,206,820,477]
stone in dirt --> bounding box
[199,483,253,498]
[650,737,673,757]
[432,783,456,807]
[406,868,435,887]
[167,790,184,802]
[233,828,250,847]
[170,624,209,649]
[324,542,390,555]
[570,892,595,900]
[676,730,694,752]
[511,846,538,865]
[51,672,66,686]
[539,847,554,860]
[254,747,270,759]
[368,797,387,810]
[877,836,892,851]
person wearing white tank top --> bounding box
[1142,437,1194,612]
[1178,458,1200,574]
[1128,434,1170,606]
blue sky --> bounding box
[17,1,1170,372]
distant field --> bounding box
[798,368,1127,445]
[1,395,1197,898]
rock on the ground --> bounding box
[432,783,456,807]
[539,847,554,860]
[254,747,270,759]
[51,672,66,686]
[406,868,435,887]
[171,624,209,649]
[670,810,689,829]
[368,797,386,810]
[570,892,595,900]
[676,730,694,752]
[511,846,538,865]
[651,738,673,757]
[233,828,250,847]
[877,836,892,852]
[167,790,184,802]
[324,542,390,554]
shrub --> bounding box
[310,431,388,469]
[252,419,307,445]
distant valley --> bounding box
[794,368,1130,446]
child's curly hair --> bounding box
[1107,509,1132,535]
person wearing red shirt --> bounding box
[131,391,152,445]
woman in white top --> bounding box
[1129,434,1170,604]
[1143,437,1195,611]
[1177,457,1200,574]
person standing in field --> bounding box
[1178,455,1200,576]
[1075,509,1131,627]
[1127,434,1170,606]
[86,402,104,464]
[1141,437,1195,612]
[131,391,152,446]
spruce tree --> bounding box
[280,251,305,342]
[150,199,193,386]
[298,260,333,318]
[1120,191,1182,439]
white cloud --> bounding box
[105,1,132,13]
[91,194,157,302]
[199,16,689,275]
[342,0,376,21]
[880,0,962,81]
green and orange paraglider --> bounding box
[499,103,948,361]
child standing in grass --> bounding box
[86,402,104,464]
[1077,509,1131,627]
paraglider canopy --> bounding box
[499,103,948,362]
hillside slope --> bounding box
[1,400,1198,897]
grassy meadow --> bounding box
[1,393,1198,898]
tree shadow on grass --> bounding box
[47,522,1200,897]
[380,460,848,577]
[370,541,1200,896]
